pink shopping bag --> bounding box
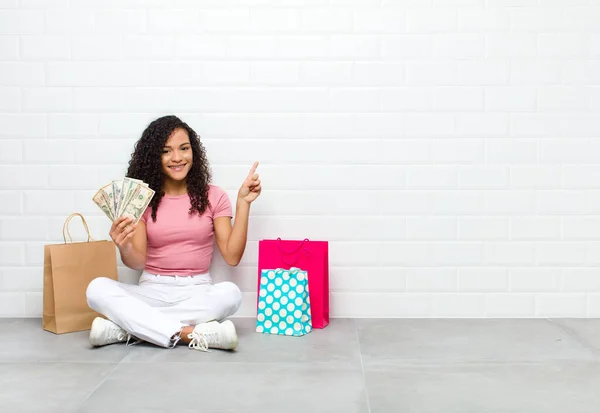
[257,238,329,329]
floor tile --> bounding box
[0,362,117,413]
[123,318,360,366]
[551,319,600,355]
[356,319,596,365]
[0,318,131,363]
[365,362,600,413]
[80,362,367,413]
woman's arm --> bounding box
[214,201,250,266]
[110,216,147,270]
[214,162,262,266]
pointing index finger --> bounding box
[247,161,259,178]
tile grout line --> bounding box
[546,317,600,363]
[75,355,126,411]
[354,318,372,413]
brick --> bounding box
[0,268,42,291]
[406,268,457,292]
[458,166,509,189]
[278,35,328,58]
[0,63,44,86]
[383,35,432,58]
[0,293,25,317]
[47,62,149,87]
[47,114,98,138]
[510,268,560,292]
[434,87,483,111]
[0,166,46,189]
[431,293,485,317]
[535,294,586,317]
[0,88,20,112]
[433,139,485,163]
[406,9,457,32]
[0,217,49,240]
[485,242,535,265]
[381,88,433,111]
[353,9,406,33]
[485,190,535,214]
[458,61,508,85]
[0,36,18,60]
[485,87,537,111]
[459,268,508,292]
[486,33,536,58]
[45,10,94,34]
[485,294,534,317]
[0,10,43,34]
[406,166,457,189]
[511,217,561,240]
[0,139,21,162]
[510,60,560,85]
[250,9,299,31]
[94,10,146,33]
[330,35,381,59]
[22,88,72,112]
[20,36,70,60]
[459,217,509,240]
[301,9,353,32]
[0,243,24,265]
[486,139,538,164]
[433,34,485,58]
[0,191,22,214]
[202,9,250,31]
[406,217,457,240]
[24,191,76,215]
[407,61,457,85]
[353,62,404,86]
[23,139,76,164]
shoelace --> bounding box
[188,331,210,352]
[125,334,142,346]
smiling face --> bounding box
[161,127,193,184]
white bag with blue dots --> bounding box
[256,267,312,336]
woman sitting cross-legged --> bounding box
[86,115,261,352]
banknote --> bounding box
[92,178,154,224]
[111,180,123,217]
[119,185,155,224]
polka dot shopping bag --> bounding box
[257,238,329,329]
[256,268,312,336]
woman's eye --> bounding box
[162,150,169,154]
[182,147,189,151]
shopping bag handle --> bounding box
[276,238,311,267]
[276,237,309,254]
[62,213,94,244]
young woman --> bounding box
[86,115,261,352]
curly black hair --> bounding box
[126,115,212,222]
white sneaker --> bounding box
[89,317,128,347]
[188,320,238,352]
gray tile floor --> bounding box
[2,318,600,412]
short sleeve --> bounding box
[209,185,232,218]
[140,205,151,223]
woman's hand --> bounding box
[109,216,137,251]
[238,161,262,204]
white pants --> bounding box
[86,272,243,348]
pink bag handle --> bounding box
[276,238,311,267]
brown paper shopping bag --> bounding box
[43,213,117,334]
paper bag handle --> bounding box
[62,213,94,244]
[276,238,311,267]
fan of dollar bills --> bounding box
[92,177,155,224]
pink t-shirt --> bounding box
[140,185,232,276]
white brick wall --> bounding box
[1,1,599,318]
